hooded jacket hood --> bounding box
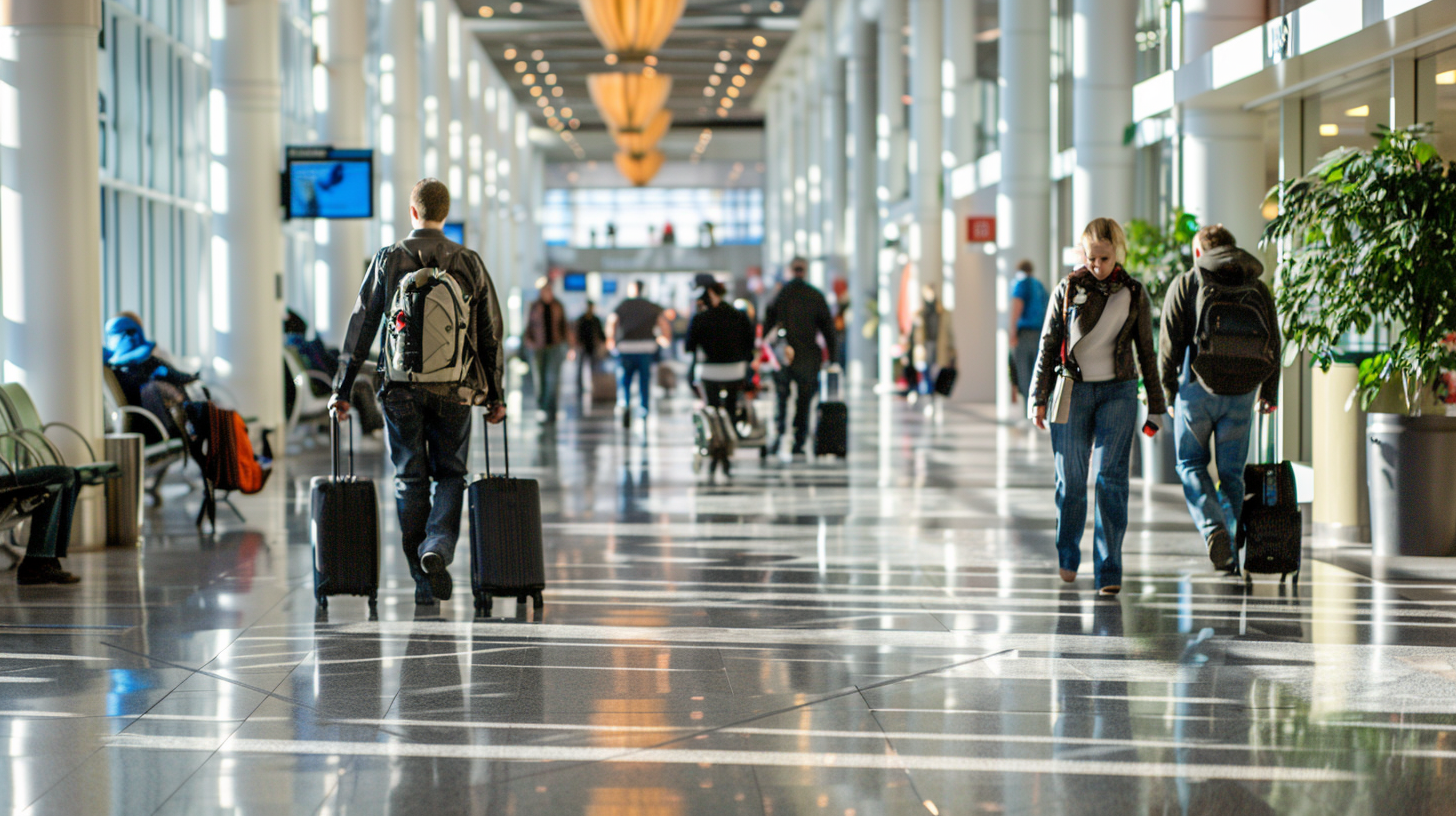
[1195,245,1263,285]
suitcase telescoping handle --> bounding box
[1254,409,1278,466]
[481,413,510,478]
[330,414,355,481]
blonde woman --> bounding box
[1029,218,1165,595]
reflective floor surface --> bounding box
[2,392,1455,815]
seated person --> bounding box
[4,465,82,585]
[103,314,198,443]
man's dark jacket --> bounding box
[333,228,505,404]
[686,302,755,366]
[762,278,836,374]
[1157,245,1280,409]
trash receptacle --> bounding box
[105,432,144,547]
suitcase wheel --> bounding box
[316,595,328,610]
[482,597,493,617]
[517,594,527,605]
[367,594,378,612]
[532,591,544,610]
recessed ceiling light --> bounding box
[643,66,657,77]
[509,1,522,12]
[545,73,556,84]
[741,64,753,74]
[1345,105,1370,117]
[530,86,543,97]
[721,98,734,108]
[709,75,721,86]
[561,107,572,117]
[538,61,550,72]
[531,49,544,60]
[719,50,731,61]
[552,87,563,96]
[753,35,767,47]
[537,96,548,107]
[605,54,619,65]
[503,48,517,59]
[644,55,658,66]
[1319,123,1338,136]
[747,49,760,60]
[704,87,716,96]
[726,87,739,98]
[570,119,580,128]
[769,1,783,11]
[544,107,555,117]
[523,74,535,84]
[714,63,727,73]
[717,108,729,117]
[731,75,745,87]
[514,61,527,72]
[478,6,493,17]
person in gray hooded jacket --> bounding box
[1158,224,1280,574]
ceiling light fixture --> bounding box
[561,107,573,117]
[605,54,619,65]
[546,74,557,84]
[740,64,753,75]
[514,61,527,72]
[552,87,563,96]
[523,74,535,84]
[531,50,544,60]
[479,6,494,17]
[538,61,550,72]
[1438,69,1456,85]
[726,86,739,98]
[719,50,731,61]
[747,48,760,60]
[579,0,687,63]
[731,75,745,87]
[753,35,767,47]
[721,98,733,108]
[769,1,783,11]
[612,109,672,156]
[503,48,517,59]
[588,71,673,132]
[614,149,666,186]
[509,1,522,11]
[709,75,721,86]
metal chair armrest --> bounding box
[114,406,172,442]
[41,421,99,462]
[13,428,65,465]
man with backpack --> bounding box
[762,257,837,458]
[329,178,506,605]
[1158,225,1280,573]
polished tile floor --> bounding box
[3,390,1456,815]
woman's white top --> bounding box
[1074,288,1130,383]
[696,361,748,382]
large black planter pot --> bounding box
[1367,413,1456,557]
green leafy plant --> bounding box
[1124,208,1199,312]
[1261,125,1456,414]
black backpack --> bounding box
[1189,270,1277,396]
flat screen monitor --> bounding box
[563,272,587,292]
[602,279,618,295]
[442,222,465,244]
[285,146,374,219]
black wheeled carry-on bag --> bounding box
[469,422,546,617]
[814,365,848,458]
[1238,414,1301,587]
[311,417,380,613]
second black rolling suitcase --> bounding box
[311,418,380,614]
[468,422,546,617]
[1238,415,1301,586]
[814,365,848,458]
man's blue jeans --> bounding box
[1049,379,1139,589]
[532,343,567,418]
[382,387,472,581]
[618,352,654,414]
[1173,380,1258,542]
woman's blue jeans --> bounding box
[1049,379,1139,589]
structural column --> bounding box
[1072,0,1135,230]
[910,0,943,295]
[849,11,878,380]
[216,0,286,436]
[822,5,847,284]
[384,0,421,244]
[876,0,907,386]
[322,0,368,346]
[1181,0,1264,247]
[0,0,106,540]
[429,0,453,186]
[996,0,1051,414]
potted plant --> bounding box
[1124,208,1201,484]
[1262,125,1456,557]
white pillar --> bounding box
[0,0,106,542]
[1182,0,1263,62]
[877,0,907,386]
[1072,0,1135,230]
[911,0,943,294]
[431,0,453,187]
[1181,1,1264,251]
[792,81,811,260]
[849,14,878,380]
[822,5,847,273]
[997,0,1051,414]
[321,0,367,347]
[216,0,286,435]
[764,88,783,273]
[384,0,421,245]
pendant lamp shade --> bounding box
[588,72,673,132]
[613,110,672,156]
[615,150,666,186]
[579,0,686,61]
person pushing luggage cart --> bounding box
[329,178,507,607]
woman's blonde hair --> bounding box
[1079,217,1128,264]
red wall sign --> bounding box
[966,216,997,243]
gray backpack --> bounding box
[382,248,473,385]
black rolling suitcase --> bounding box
[311,418,380,614]
[469,422,546,617]
[814,365,847,458]
[1238,415,1301,586]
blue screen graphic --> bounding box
[563,272,587,292]
[442,222,465,244]
[288,156,373,219]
